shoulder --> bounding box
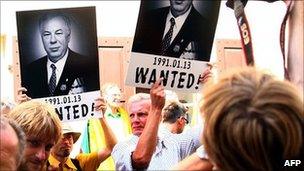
[153,6,170,14]
[68,50,88,61]
[111,136,138,170]
[25,56,47,74]
[47,154,60,168]
[112,136,138,156]
[144,6,170,19]
[113,136,137,150]
[66,49,93,67]
[76,152,100,170]
[68,49,84,57]
[118,107,129,117]
[171,125,201,149]
[27,56,47,68]
[76,152,98,160]
[188,7,209,25]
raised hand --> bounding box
[16,87,31,104]
[94,97,107,116]
[199,63,213,84]
[150,78,166,111]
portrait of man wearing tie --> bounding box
[17,8,100,98]
[132,0,220,61]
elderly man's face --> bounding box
[40,16,70,63]
[51,133,73,158]
[0,124,19,170]
[20,136,54,171]
[105,86,123,108]
[170,0,193,17]
[128,100,150,136]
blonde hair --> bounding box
[201,67,304,171]
[7,100,62,145]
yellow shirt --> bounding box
[88,107,131,170]
[48,152,99,171]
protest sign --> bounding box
[36,91,101,122]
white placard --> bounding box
[126,52,208,93]
[35,91,101,122]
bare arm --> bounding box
[97,117,117,162]
[93,97,118,163]
[132,79,165,169]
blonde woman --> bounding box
[202,67,303,171]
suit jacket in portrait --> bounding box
[22,49,100,98]
[132,6,213,61]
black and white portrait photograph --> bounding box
[17,6,100,99]
[132,0,220,61]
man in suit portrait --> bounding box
[132,0,213,61]
[22,12,99,98]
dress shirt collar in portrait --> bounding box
[47,49,69,85]
[163,5,193,44]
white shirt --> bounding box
[112,124,202,170]
[47,49,69,85]
[162,6,192,44]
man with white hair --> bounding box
[112,79,202,170]
[0,116,26,170]
[23,12,99,98]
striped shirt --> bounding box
[111,125,202,170]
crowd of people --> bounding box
[1,0,303,170]
[1,66,303,171]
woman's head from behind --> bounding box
[201,67,303,171]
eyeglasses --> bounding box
[181,116,189,124]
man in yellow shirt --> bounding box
[86,83,132,170]
[48,98,117,170]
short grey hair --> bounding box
[127,93,151,108]
[0,116,26,166]
[38,12,71,35]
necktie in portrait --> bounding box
[161,17,175,54]
[49,64,57,95]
